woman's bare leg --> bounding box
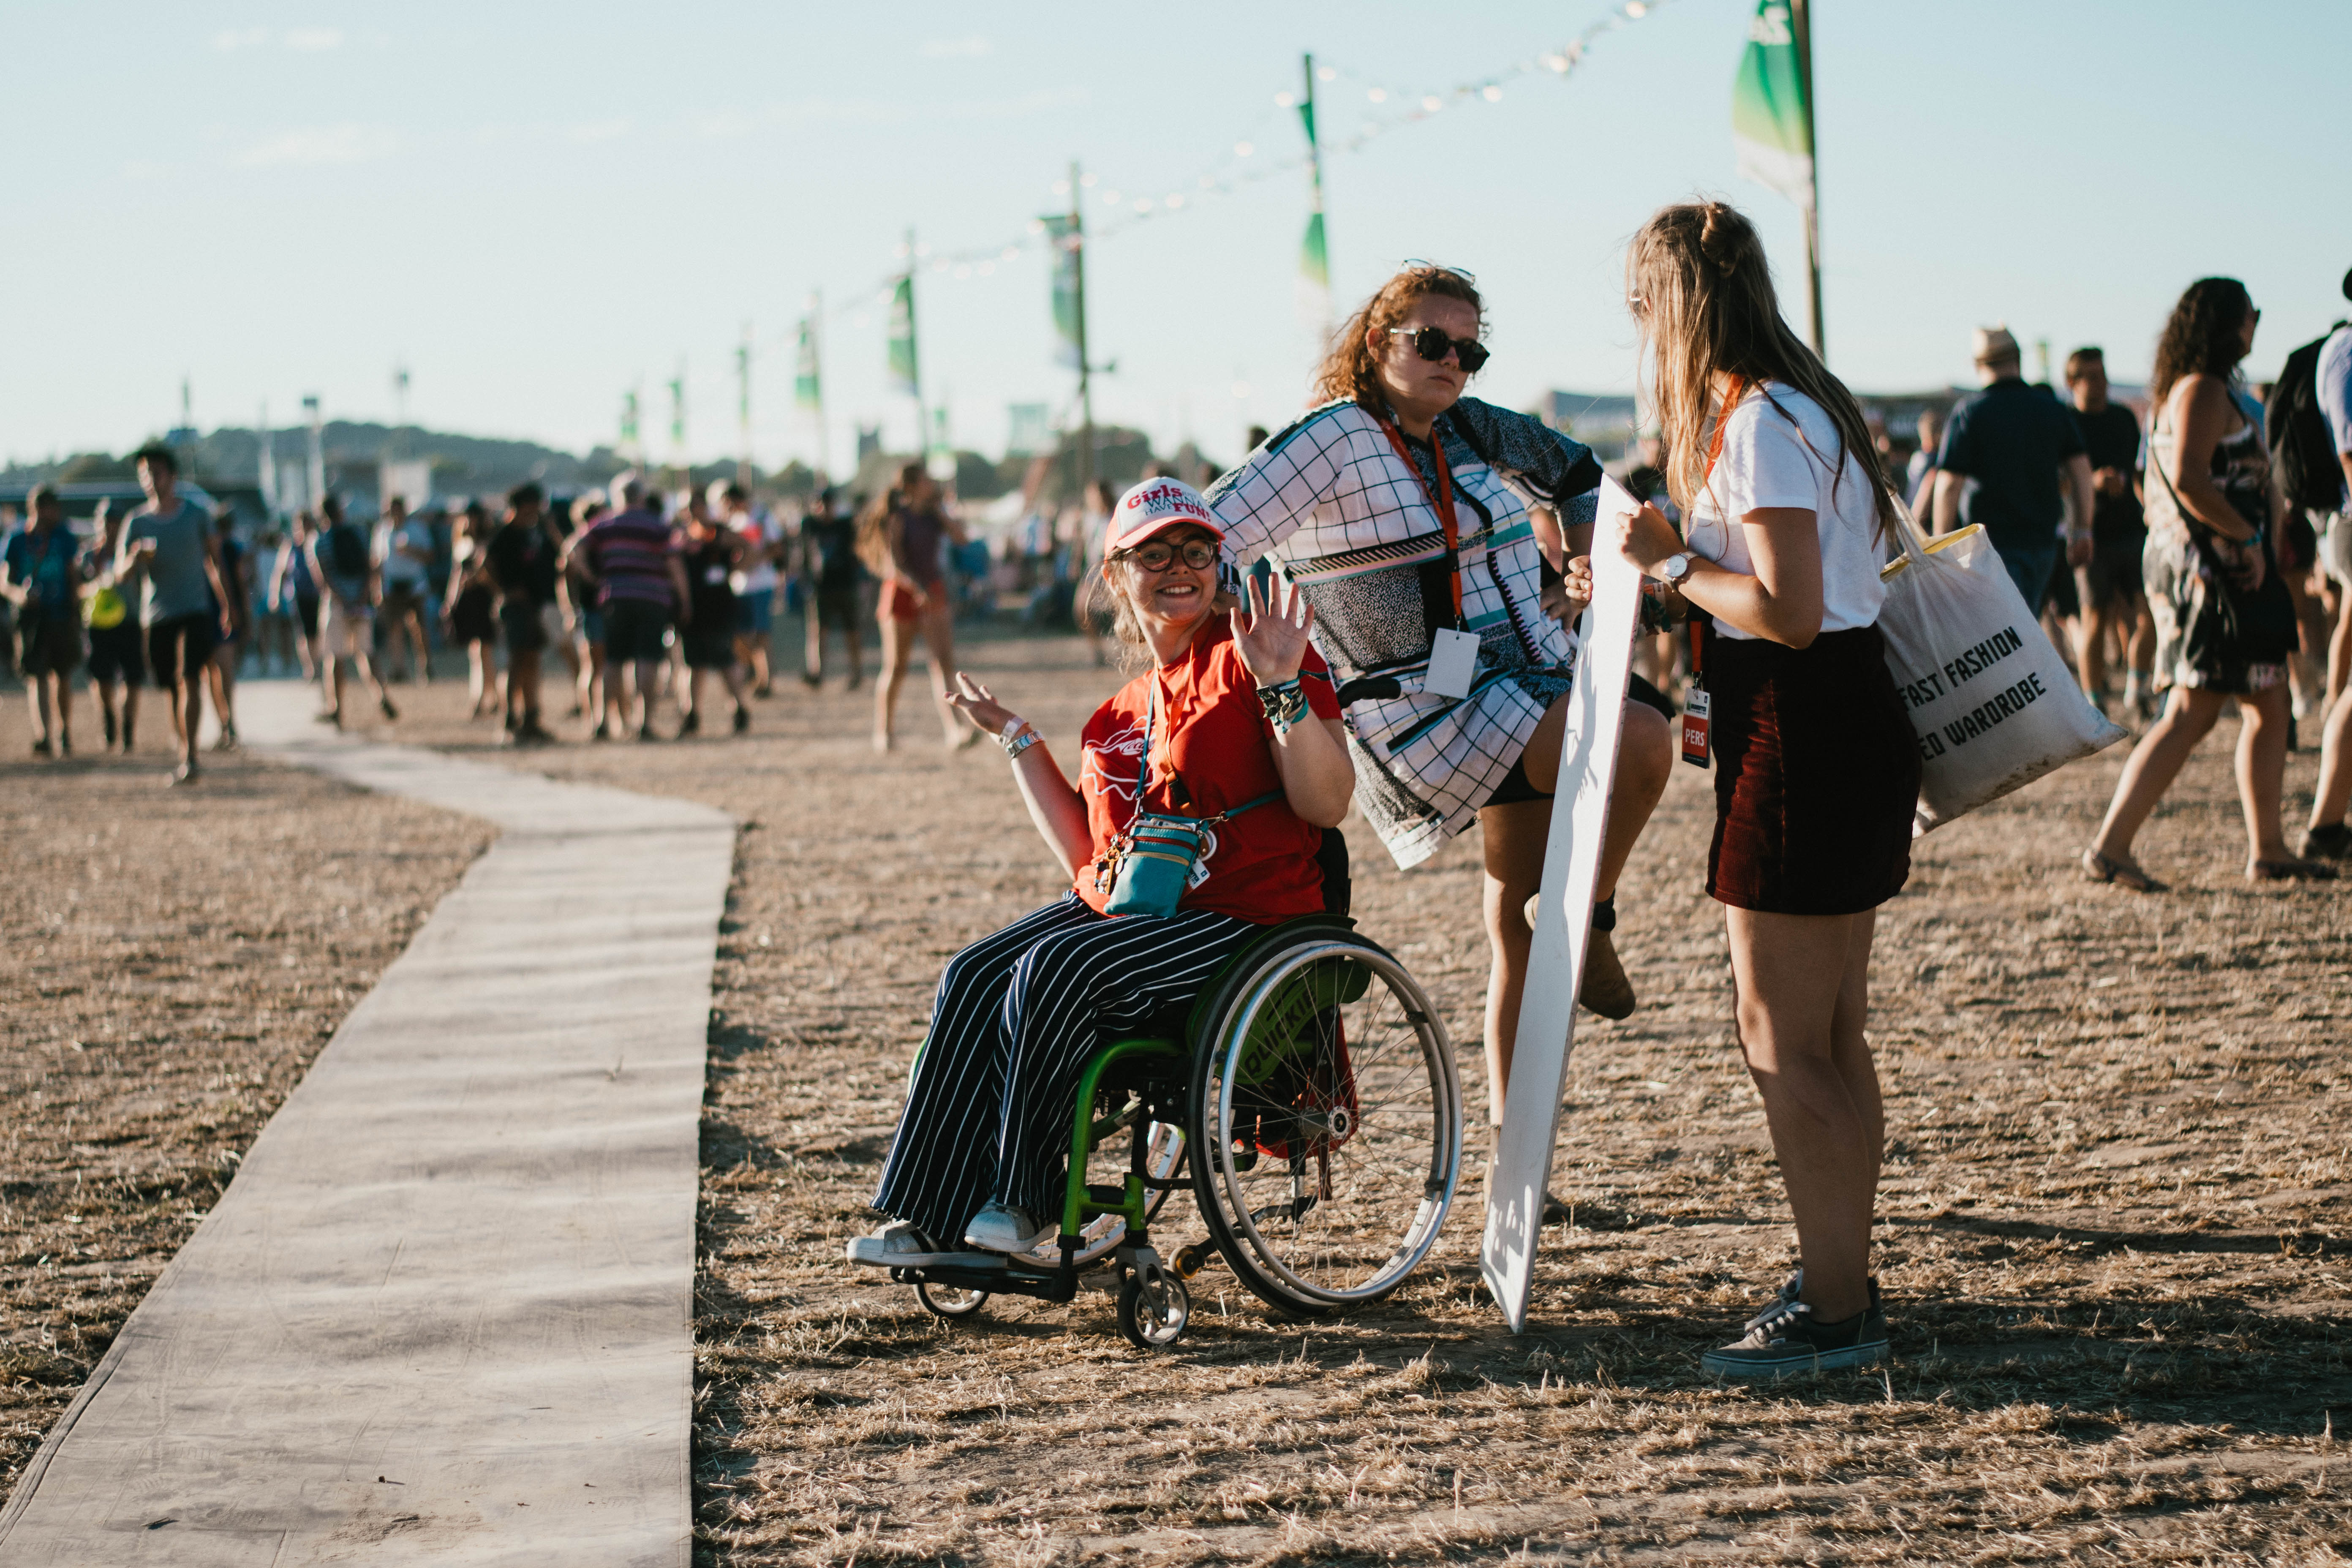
[2235,684,2293,865]
[874,615,915,748]
[2091,686,2224,859]
[1727,905,1881,1322]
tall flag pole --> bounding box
[735,324,753,480]
[887,230,926,462]
[667,362,687,476]
[621,385,641,466]
[1297,53,1332,338]
[795,290,829,482]
[1732,0,1823,357]
[1046,161,1094,498]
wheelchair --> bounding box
[859,832,1465,1350]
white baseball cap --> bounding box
[1105,478,1221,555]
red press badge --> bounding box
[1680,688,1711,766]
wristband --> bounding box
[1256,677,1308,736]
[999,716,1028,746]
[1003,728,1041,761]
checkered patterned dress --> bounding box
[1206,397,1602,868]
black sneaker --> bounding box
[102,711,117,748]
[2300,822,2352,861]
[731,705,749,735]
[1701,1273,1886,1381]
[678,710,701,738]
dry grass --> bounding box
[5,623,2346,1563]
[0,692,490,1485]
[384,628,2352,1565]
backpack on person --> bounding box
[327,521,372,580]
[2267,324,2349,512]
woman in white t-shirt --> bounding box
[1598,201,1918,1382]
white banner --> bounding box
[1480,473,1644,1332]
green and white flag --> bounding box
[1732,0,1813,210]
[1042,215,1083,370]
[1296,76,1331,329]
[794,313,822,411]
[620,387,640,455]
[886,274,919,399]
[667,372,686,452]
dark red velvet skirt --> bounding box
[1705,623,1922,916]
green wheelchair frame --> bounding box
[890,913,1387,1349]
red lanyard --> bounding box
[1377,416,1463,620]
[1687,376,1747,681]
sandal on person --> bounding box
[2248,857,2339,883]
[2081,848,2165,893]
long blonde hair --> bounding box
[1627,201,1895,539]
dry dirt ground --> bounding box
[372,629,2352,1566]
[0,691,491,1487]
[5,627,2349,1565]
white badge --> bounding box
[1425,627,1481,700]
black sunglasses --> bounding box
[1114,537,1218,572]
[1388,325,1490,374]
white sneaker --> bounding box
[961,1202,1055,1255]
[844,1220,956,1269]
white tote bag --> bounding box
[1876,508,2127,834]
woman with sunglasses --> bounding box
[852,478,1353,1263]
[1206,263,1676,1152]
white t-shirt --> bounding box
[1684,381,1888,642]
[732,510,781,594]
[378,517,433,591]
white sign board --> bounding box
[1479,474,1646,1332]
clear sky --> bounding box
[5,1,2346,475]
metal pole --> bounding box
[737,324,753,482]
[1791,0,1824,360]
[303,395,325,509]
[1070,160,1094,501]
[907,226,928,468]
[810,288,831,485]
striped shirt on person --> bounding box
[577,508,679,607]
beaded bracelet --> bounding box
[1003,729,1041,761]
[1256,677,1308,737]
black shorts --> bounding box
[294,594,320,637]
[499,598,547,657]
[87,621,144,684]
[684,624,738,670]
[2043,558,2080,620]
[17,612,82,676]
[602,597,672,663]
[816,577,860,628]
[1484,673,1675,807]
[2084,538,2145,613]
[147,613,218,686]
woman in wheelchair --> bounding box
[852,478,1353,1264]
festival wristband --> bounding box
[1003,729,1041,761]
[1256,677,1308,736]
[999,716,1028,747]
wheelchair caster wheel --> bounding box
[1116,1264,1190,1350]
[916,1281,989,1320]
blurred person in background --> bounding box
[1931,326,2096,610]
[1905,406,1942,510]
[443,500,501,720]
[269,508,323,683]
[118,445,231,783]
[860,461,969,751]
[2295,272,2352,860]
[2086,277,2328,888]
[571,471,689,742]
[678,493,750,737]
[566,491,611,735]
[203,506,245,750]
[1068,478,1115,668]
[486,482,562,746]
[308,492,399,730]
[3,485,83,756]
[798,485,863,689]
[2063,348,2156,717]
[375,494,435,683]
[81,499,144,751]
[719,480,782,697]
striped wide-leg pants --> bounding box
[871,893,1255,1244]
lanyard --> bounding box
[1376,416,1464,622]
[1687,376,1747,684]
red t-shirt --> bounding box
[1074,623,1343,923]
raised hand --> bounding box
[1229,574,1315,687]
[944,670,1021,737]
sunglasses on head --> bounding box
[1388,325,1490,374]
[1115,537,1218,572]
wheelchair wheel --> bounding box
[1115,1261,1190,1349]
[1190,928,1462,1315]
[916,1281,989,1319]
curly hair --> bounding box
[1310,265,1485,411]
[2149,277,2253,404]
[1625,200,1895,541]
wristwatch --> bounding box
[1659,552,1695,588]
